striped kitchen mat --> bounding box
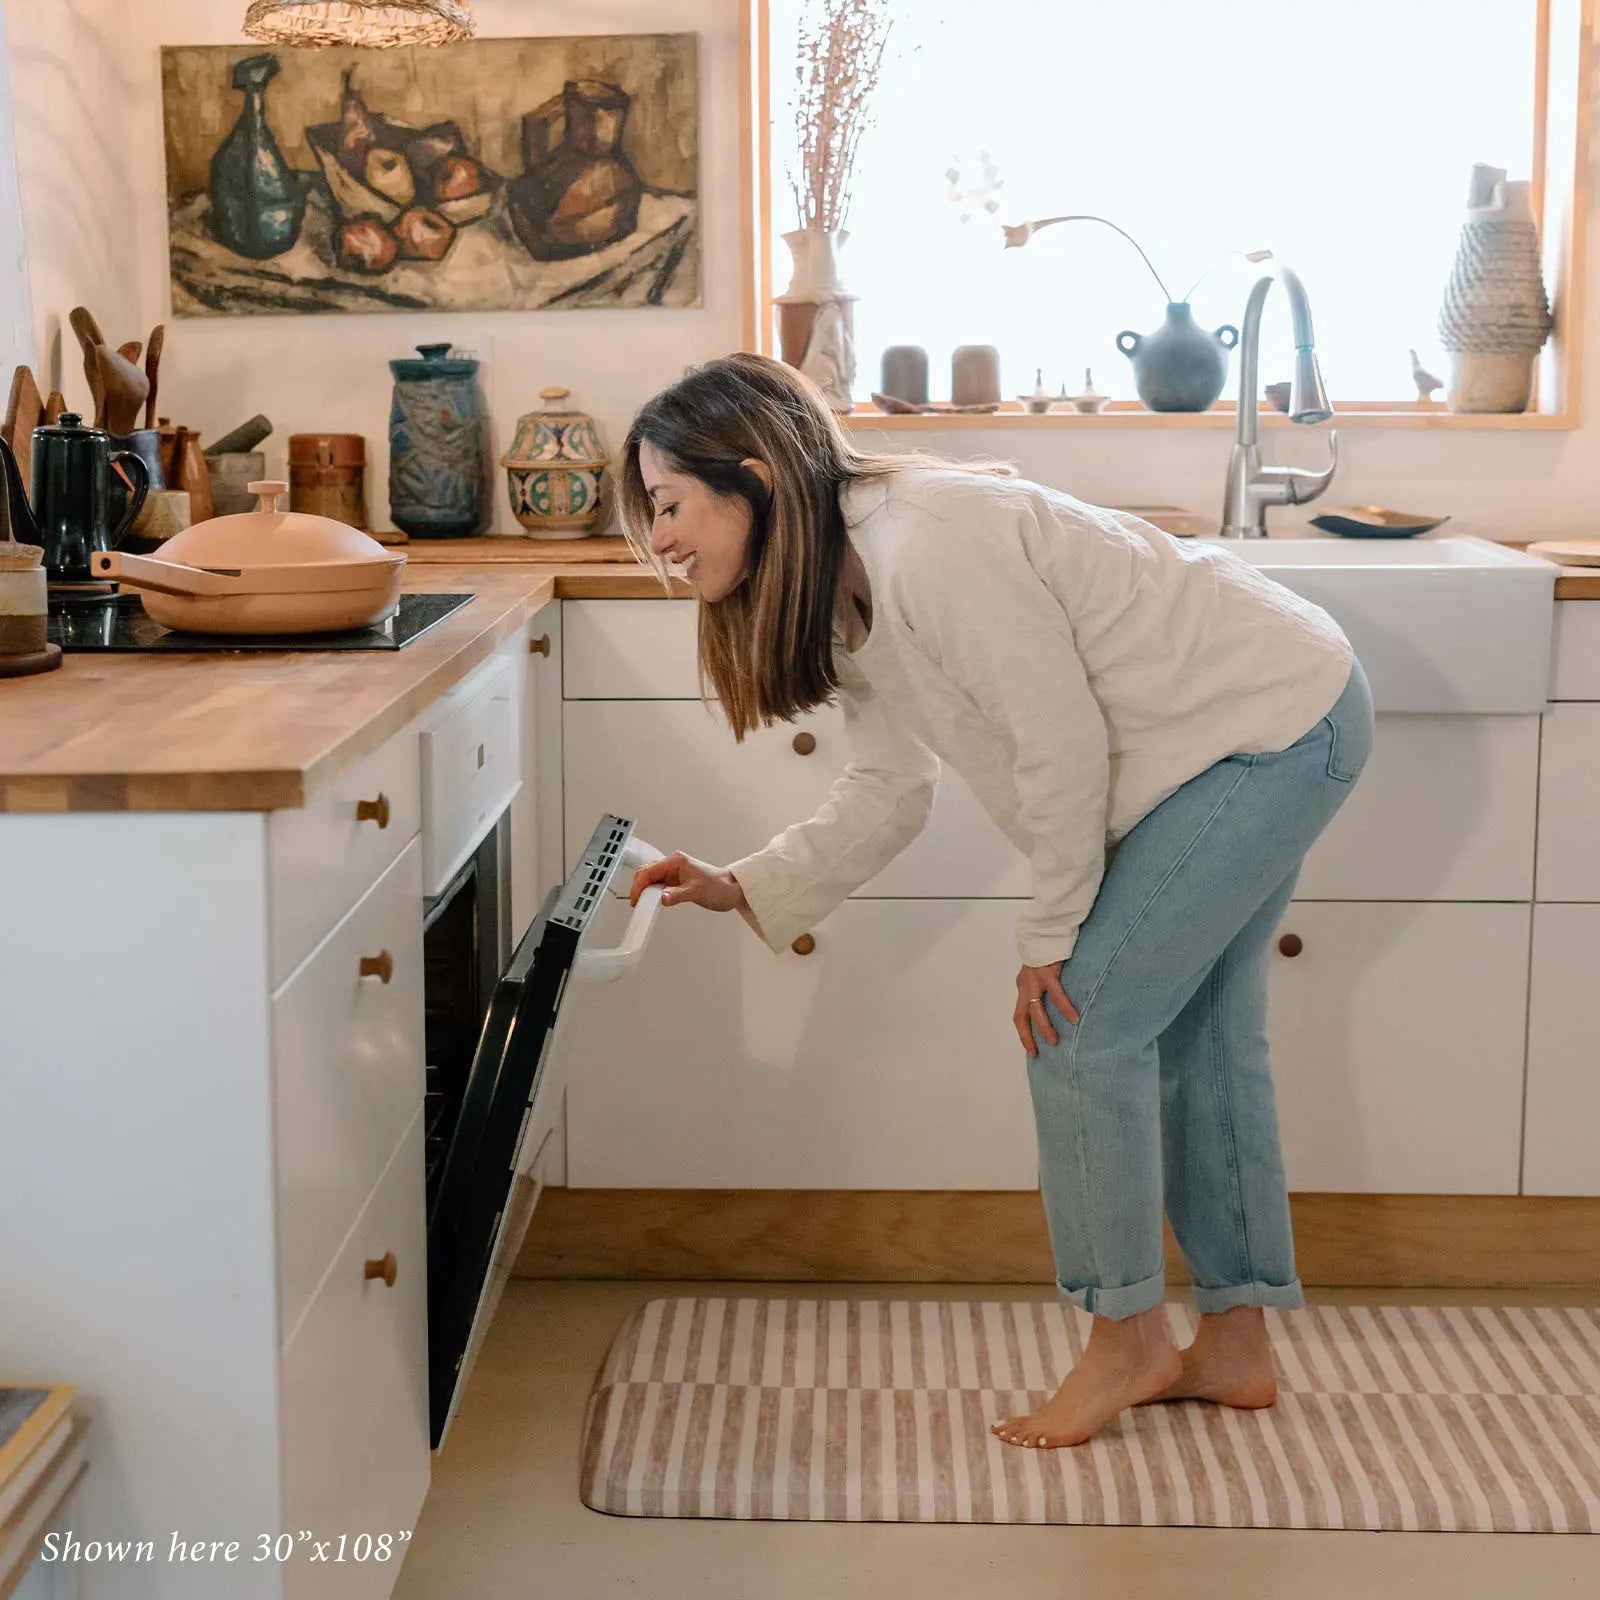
[580,1297,1600,1530]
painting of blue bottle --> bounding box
[208,54,306,261]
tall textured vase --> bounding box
[775,229,857,413]
[209,53,305,260]
[388,343,488,538]
[1437,164,1553,413]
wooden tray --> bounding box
[375,533,644,564]
[1527,539,1600,568]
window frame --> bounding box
[738,0,1593,430]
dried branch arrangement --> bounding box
[787,0,893,235]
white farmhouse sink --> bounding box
[1199,535,1557,712]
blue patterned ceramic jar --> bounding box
[387,343,487,538]
[501,386,610,537]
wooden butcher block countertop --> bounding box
[0,527,1591,815]
[0,557,690,815]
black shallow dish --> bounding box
[1309,507,1452,539]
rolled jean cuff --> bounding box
[1056,1267,1166,1321]
[1192,1277,1306,1314]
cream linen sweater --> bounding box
[726,469,1355,968]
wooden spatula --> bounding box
[69,306,108,425]
[143,325,165,429]
[96,344,151,437]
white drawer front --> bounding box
[269,726,421,990]
[1269,901,1529,1194]
[563,598,700,699]
[275,839,425,1346]
[1293,715,1538,901]
[566,896,1038,1188]
[1524,903,1600,1196]
[1536,703,1600,902]
[564,699,1028,900]
[422,651,520,895]
[281,1108,429,1600]
[1552,602,1600,701]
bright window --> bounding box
[766,0,1541,408]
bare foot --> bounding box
[1148,1306,1279,1410]
[990,1306,1183,1450]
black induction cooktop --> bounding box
[47,591,475,652]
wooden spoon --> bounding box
[143,325,165,429]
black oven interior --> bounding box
[422,817,510,1216]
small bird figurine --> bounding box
[1410,348,1443,402]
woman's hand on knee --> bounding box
[1015,961,1080,1057]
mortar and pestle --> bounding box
[204,414,273,516]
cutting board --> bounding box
[3,367,43,496]
[381,533,644,564]
[1527,539,1600,567]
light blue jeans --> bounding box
[1030,656,1375,1320]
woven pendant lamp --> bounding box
[242,0,476,48]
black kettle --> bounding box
[30,412,149,582]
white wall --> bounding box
[4,0,1599,539]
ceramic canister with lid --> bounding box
[388,343,487,538]
[290,433,367,530]
[501,386,610,536]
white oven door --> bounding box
[426,813,667,1452]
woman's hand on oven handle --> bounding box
[629,850,746,914]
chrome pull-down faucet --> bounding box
[1219,263,1339,538]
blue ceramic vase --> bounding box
[388,343,488,539]
[1116,302,1239,412]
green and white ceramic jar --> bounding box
[501,387,610,537]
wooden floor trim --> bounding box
[515,1189,1600,1290]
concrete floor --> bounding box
[394,1281,1600,1599]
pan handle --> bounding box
[91,550,243,598]
[570,834,668,985]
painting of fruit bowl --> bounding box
[160,33,699,315]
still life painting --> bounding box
[160,32,700,316]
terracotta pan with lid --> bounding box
[92,480,405,634]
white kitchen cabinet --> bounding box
[1293,714,1539,902]
[268,727,422,989]
[1535,703,1600,901]
[0,637,529,1600]
[281,1108,430,1600]
[565,895,1038,1189]
[273,839,426,1347]
[1551,600,1600,701]
[1523,903,1600,1196]
[564,698,1028,900]
[562,597,699,699]
[1267,901,1531,1194]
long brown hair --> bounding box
[616,352,1014,740]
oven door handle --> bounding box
[569,833,668,984]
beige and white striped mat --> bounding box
[580,1297,1600,1530]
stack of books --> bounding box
[0,1384,88,1590]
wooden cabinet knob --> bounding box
[1278,933,1304,958]
[529,633,551,656]
[792,933,816,955]
[792,731,817,756]
[360,950,394,984]
[355,793,390,829]
[363,1251,397,1288]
